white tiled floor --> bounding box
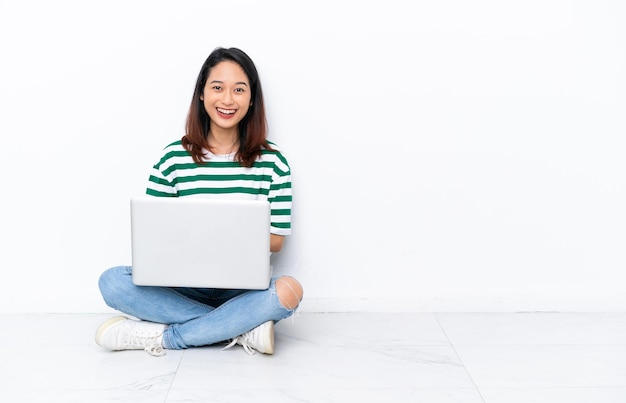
[1,312,625,402]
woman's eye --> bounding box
[212,86,222,91]
[235,88,245,93]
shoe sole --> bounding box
[263,321,275,355]
[95,316,128,347]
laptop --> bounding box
[130,196,271,289]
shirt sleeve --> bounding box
[268,152,292,236]
[146,147,178,197]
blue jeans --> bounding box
[98,266,296,350]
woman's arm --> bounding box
[270,234,285,253]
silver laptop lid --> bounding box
[130,196,271,289]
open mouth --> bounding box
[217,107,236,116]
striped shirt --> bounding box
[146,140,292,236]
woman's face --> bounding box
[201,60,252,133]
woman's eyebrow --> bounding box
[208,80,248,86]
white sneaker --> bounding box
[95,316,167,357]
[223,321,274,355]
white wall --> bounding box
[1,0,624,313]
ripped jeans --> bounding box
[98,266,296,349]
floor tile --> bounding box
[277,312,451,346]
[479,387,626,403]
[454,345,626,388]
[3,389,171,403]
[436,313,626,345]
[172,342,476,391]
[166,387,485,403]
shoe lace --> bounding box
[144,343,166,357]
[127,328,165,357]
[222,334,256,355]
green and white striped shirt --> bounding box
[146,140,292,236]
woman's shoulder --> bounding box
[264,141,290,156]
[263,141,289,160]
[260,141,290,173]
[151,139,192,167]
[156,139,191,157]
[162,139,184,151]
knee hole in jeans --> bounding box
[275,276,303,310]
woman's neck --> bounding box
[207,129,239,155]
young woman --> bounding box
[95,47,303,356]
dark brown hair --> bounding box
[182,47,273,167]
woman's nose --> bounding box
[221,91,233,105]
